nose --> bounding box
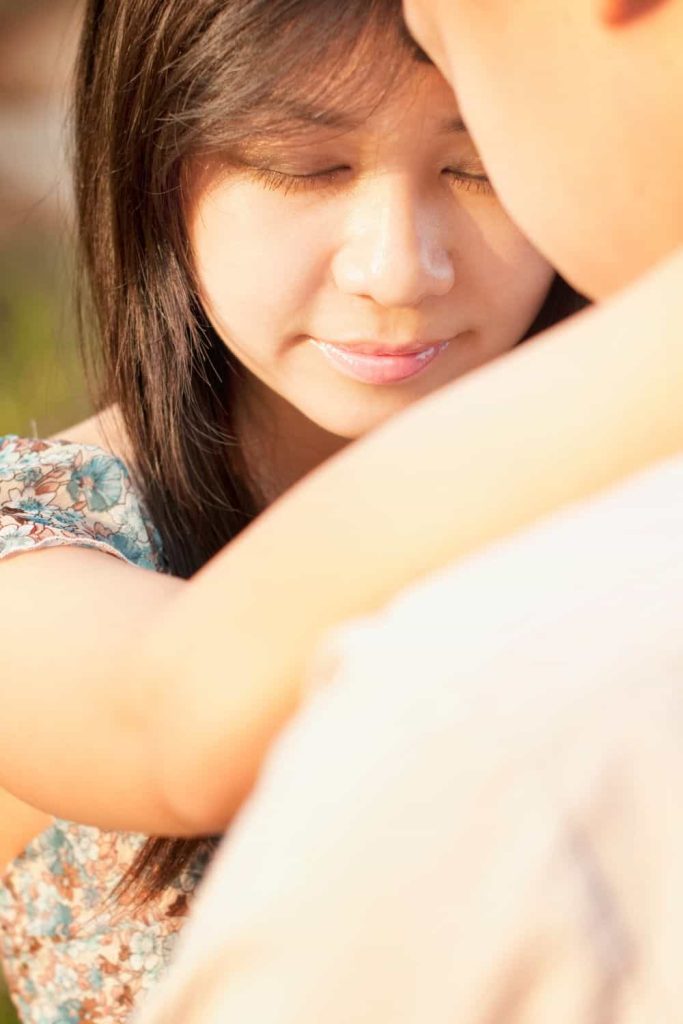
[331,176,455,309]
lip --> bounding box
[310,338,451,386]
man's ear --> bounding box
[600,0,667,26]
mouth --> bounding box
[309,338,451,386]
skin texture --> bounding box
[403,0,683,299]
[188,65,554,476]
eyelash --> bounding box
[445,170,494,196]
[250,166,349,196]
[250,165,493,197]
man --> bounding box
[137,1,683,1020]
[403,0,683,303]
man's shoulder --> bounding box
[320,454,683,710]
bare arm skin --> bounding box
[0,788,51,868]
[1,250,682,842]
[0,547,186,838]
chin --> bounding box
[306,401,401,441]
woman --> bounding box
[0,1,585,1021]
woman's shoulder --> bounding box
[47,405,134,466]
[0,408,165,572]
[2,403,132,471]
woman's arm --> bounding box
[145,250,683,833]
[0,545,191,833]
[0,787,51,868]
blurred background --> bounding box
[1,1,86,1019]
[0,0,89,440]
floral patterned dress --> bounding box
[0,435,208,1024]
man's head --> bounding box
[404,0,683,299]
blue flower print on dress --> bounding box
[0,435,165,572]
[0,522,34,554]
[0,820,207,1024]
[53,1000,83,1024]
[66,454,125,512]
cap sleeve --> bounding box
[0,435,165,572]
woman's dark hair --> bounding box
[73,0,587,904]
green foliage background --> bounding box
[0,983,15,1023]
[0,4,91,1018]
[0,229,88,1022]
[0,232,91,438]
[0,989,15,1022]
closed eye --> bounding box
[250,165,351,195]
[443,168,493,196]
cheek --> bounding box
[440,6,594,289]
[431,10,536,216]
[456,205,555,330]
[190,184,335,341]
[463,103,593,297]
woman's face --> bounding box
[188,64,554,441]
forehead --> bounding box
[403,0,551,76]
[402,0,461,76]
[265,16,424,124]
[282,69,464,136]
[235,61,466,158]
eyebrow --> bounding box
[278,102,363,131]
[277,103,469,135]
[438,116,468,134]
